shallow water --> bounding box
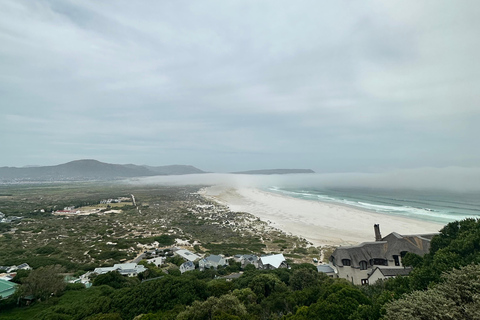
[266,186,480,224]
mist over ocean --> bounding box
[266,186,480,225]
[133,167,480,225]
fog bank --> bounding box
[127,167,480,192]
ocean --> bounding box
[266,186,480,225]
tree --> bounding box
[384,264,480,320]
[290,268,319,291]
[20,265,66,301]
[176,294,247,320]
[93,271,129,289]
[248,273,286,300]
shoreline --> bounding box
[199,186,444,247]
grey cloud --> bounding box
[0,0,479,172]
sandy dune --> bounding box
[200,186,443,246]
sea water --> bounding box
[266,186,480,225]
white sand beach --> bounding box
[200,186,443,247]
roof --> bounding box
[175,249,201,262]
[317,265,335,273]
[331,232,432,268]
[240,254,258,262]
[94,263,146,275]
[371,266,412,277]
[181,261,195,268]
[260,254,286,268]
[113,263,137,270]
[0,279,17,299]
[205,255,223,263]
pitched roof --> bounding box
[372,266,412,277]
[205,255,223,263]
[331,232,432,267]
[260,254,286,268]
[181,261,194,268]
[0,279,17,298]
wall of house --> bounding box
[367,269,387,284]
[335,266,371,285]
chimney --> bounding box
[374,224,382,241]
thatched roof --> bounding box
[330,232,433,268]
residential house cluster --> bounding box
[0,211,23,223]
[170,247,288,274]
[0,263,31,299]
[100,197,130,204]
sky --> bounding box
[0,0,479,173]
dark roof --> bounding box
[317,265,335,273]
[331,232,432,268]
[372,266,412,277]
[181,261,194,268]
[205,255,223,263]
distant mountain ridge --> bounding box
[232,169,315,175]
[0,159,206,182]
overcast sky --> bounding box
[1,0,479,172]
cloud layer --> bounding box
[1,0,479,172]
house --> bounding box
[317,264,336,278]
[175,249,201,262]
[93,263,146,277]
[199,255,228,270]
[180,261,195,274]
[234,254,259,268]
[5,263,31,273]
[329,224,435,285]
[258,254,288,270]
[0,279,17,299]
[367,266,412,284]
[146,257,165,267]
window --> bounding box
[359,261,368,270]
[393,255,400,266]
[341,259,351,266]
[361,279,369,285]
[372,258,387,266]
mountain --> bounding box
[0,160,205,182]
[142,165,205,175]
[232,169,315,175]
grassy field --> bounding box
[0,182,317,273]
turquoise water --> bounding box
[266,186,480,225]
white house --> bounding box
[258,254,287,270]
[93,263,146,277]
[175,249,201,262]
[146,257,165,267]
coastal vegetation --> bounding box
[0,183,479,319]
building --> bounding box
[234,254,259,268]
[146,257,165,267]
[93,263,146,277]
[258,254,288,270]
[367,266,412,284]
[329,225,435,285]
[199,255,228,270]
[0,279,17,299]
[175,249,201,262]
[180,261,195,274]
[317,264,336,278]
